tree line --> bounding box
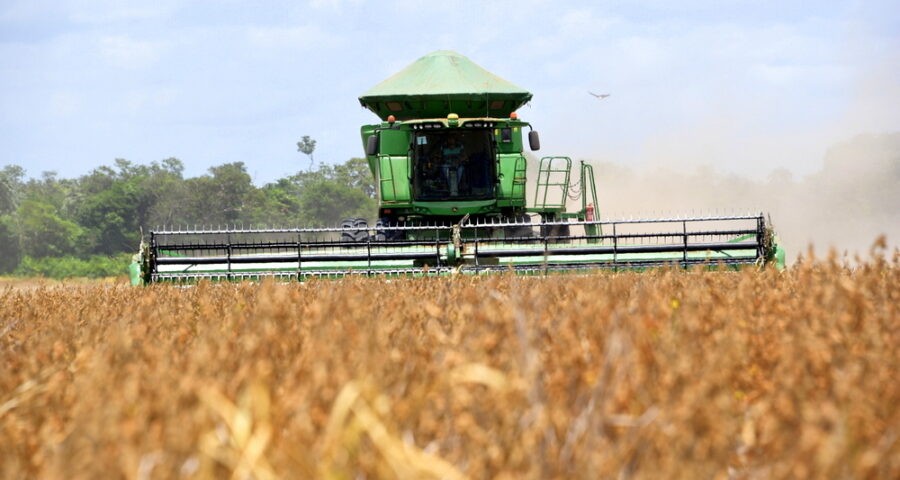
[0,157,375,277]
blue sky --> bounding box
[1,0,898,183]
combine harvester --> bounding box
[131,51,783,284]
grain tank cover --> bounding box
[359,50,532,120]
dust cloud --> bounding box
[574,132,900,260]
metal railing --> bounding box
[146,214,771,282]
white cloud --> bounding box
[246,25,342,50]
[49,91,81,117]
[0,0,178,24]
[123,88,178,115]
[308,0,364,11]
[69,4,168,24]
[616,35,669,71]
[98,35,167,69]
[558,8,620,35]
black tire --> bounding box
[373,217,404,242]
[557,224,571,243]
[505,214,534,240]
[340,217,369,243]
[351,218,369,242]
[540,221,571,243]
[340,218,354,243]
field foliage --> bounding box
[11,254,132,279]
[1,250,898,479]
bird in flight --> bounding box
[588,92,611,99]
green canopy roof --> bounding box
[359,50,532,120]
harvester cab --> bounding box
[354,50,539,233]
[133,50,783,284]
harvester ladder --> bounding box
[533,156,572,211]
[579,161,602,238]
[512,155,527,200]
[579,161,599,217]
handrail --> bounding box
[533,156,572,209]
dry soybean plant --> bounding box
[1,248,898,479]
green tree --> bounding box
[75,180,140,253]
[0,165,25,215]
[297,136,317,171]
[296,180,375,226]
[0,215,20,273]
[0,155,378,275]
[21,171,76,214]
[250,179,303,226]
[333,157,376,198]
[0,165,25,272]
[181,162,254,226]
[140,157,186,228]
[16,199,82,258]
[274,157,376,225]
[285,157,375,197]
[74,158,185,254]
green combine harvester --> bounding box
[131,51,783,284]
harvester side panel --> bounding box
[378,156,412,204]
[496,153,527,207]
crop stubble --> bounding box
[1,250,898,479]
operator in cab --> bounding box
[440,134,467,196]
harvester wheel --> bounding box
[541,223,571,244]
[373,217,404,242]
[340,218,370,243]
[505,214,534,240]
